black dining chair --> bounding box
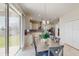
[48,45,64,56]
[33,36,38,56]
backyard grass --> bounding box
[0,36,5,48]
[0,35,19,48]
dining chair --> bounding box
[33,36,38,56]
[48,45,64,56]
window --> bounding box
[0,3,6,56]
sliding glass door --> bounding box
[0,3,6,56]
[0,3,21,56]
[9,7,21,56]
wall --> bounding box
[24,16,32,29]
[32,22,40,30]
[60,8,79,49]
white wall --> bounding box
[60,8,79,49]
[25,16,32,29]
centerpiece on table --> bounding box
[40,30,50,47]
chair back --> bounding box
[48,45,64,56]
[33,36,38,56]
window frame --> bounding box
[5,3,22,56]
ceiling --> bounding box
[19,3,79,21]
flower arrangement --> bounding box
[39,30,50,47]
[40,31,50,40]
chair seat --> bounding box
[36,50,54,56]
[36,50,48,56]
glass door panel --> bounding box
[0,4,6,56]
[9,8,20,56]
